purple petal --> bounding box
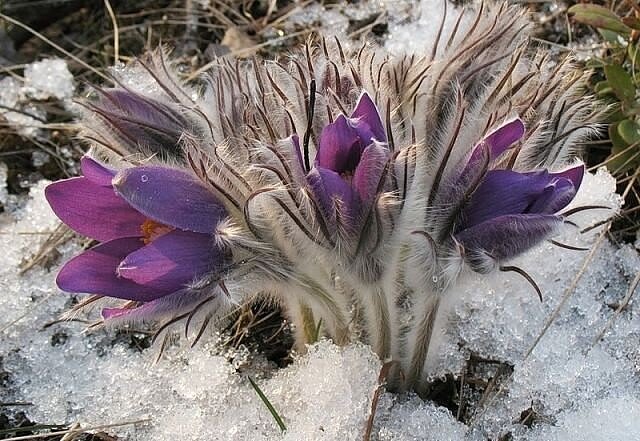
[466,118,525,167]
[307,167,359,227]
[526,178,575,214]
[461,169,566,229]
[350,92,386,143]
[353,142,389,203]
[553,163,584,190]
[455,213,561,261]
[113,166,227,234]
[117,230,222,292]
[316,114,362,173]
[45,177,146,242]
[80,156,115,186]
[529,164,584,213]
[93,89,186,157]
[56,237,172,301]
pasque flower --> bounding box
[306,92,389,231]
[439,118,585,272]
[46,156,228,319]
[45,2,605,393]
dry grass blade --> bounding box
[19,223,75,275]
[0,12,111,83]
[185,28,317,81]
[0,418,151,441]
[469,224,610,428]
[524,225,610,358]
[0,293,54,335]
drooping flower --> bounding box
[437,118,585,272]
[46,156,228,319]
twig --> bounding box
[363,360,395,441]
[0,13,111,82]
[103,0,120,63]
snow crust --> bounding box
[1,168,636,441]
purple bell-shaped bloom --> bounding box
[449,119,584,269]
[45,157,228,316]
[306,92,389,230]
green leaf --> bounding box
[618,119,640,145]
[605,122,640,174]
[598,28,625,44]
[569,4,631,34]
[604,64,636,104]
[610,122,629,150]
[594,80,614,96]
[622,16,640,31]
[605,107,626,123]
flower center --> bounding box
[140,219,172,244]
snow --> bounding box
[0,58,74,137]
[1,1,639,440]
[23,59,75,101]
[1,167,636,441]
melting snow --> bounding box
[0,168,635,441]
[0,58,74,137]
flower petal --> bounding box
[113,166,227,234]
[554,163,584,191]
[353,142,389,203]
[526,178,575,214]
[80,156,115,186]
[461,169,561,229]
[56,237,171,301]
[316,114,362,173]
[117,230,223,292]
[468,118,525,164]
[528,164,584,214]
[455,213,561,262]
[93,89,186,157]
[307,166,359,227]
[45,177,146,241]
[350,92,386,143]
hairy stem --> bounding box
[405,293,441,393]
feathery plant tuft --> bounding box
[45,2,605,394]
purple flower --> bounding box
[88,88,187,158]
[306,92,389,229]
[45,156,228,317]
[449,120,584,269]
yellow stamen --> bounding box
[140,219,172,244]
